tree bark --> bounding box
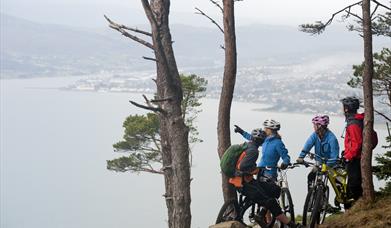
[142,0,191,227]
[160,118,174,227]
[217,0,238,202]
[361,0,375,202]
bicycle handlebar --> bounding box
[307,152,340,162]
[261,163,299,171]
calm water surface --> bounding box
[1,77,388,228]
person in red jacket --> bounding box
[341,96,363,204]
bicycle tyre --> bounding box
[309,185,324,228]
[302,188,314,226]
[255,206,276,228]
[216,199,240,224]
[280,187,295,223]
[319,186,329,224]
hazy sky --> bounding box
[1,0,389,27]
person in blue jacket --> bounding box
[295,115,340,191]
[234,119,291,181]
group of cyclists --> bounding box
[226,96,369,227]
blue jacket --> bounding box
[242,132,291,178]
[298,130,339,166]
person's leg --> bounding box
[266,199,298,227]
[244,181,301,227]
[347,158,363,201]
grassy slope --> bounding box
[320,195,391,228]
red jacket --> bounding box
[344,113,364,161]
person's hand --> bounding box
[296,157,304,164]
[234,125,244,134]
[280,163,288,170]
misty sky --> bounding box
[2,0,386,27]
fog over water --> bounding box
[1,77,389,228]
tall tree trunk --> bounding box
[160,119,174,227]
[142,0,191,227]
[361,0,375,202]
[217,0,237,202]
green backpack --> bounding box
[220,143,248,177]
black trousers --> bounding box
[242,179,282,217]
[346,158,363,200]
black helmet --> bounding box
[251,128,267,145]
[341,96,360,112]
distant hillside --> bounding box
[1,13,389,78]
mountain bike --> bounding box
[299,153,353,228]
[261,164,299,227]
[215,184,275,228]
[216,165,298,228]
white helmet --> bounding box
[263,119,281,131]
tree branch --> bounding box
[104,15,154,50]
[141,0,159,30]
[151,97,173,103]
[194,7,224,34]
[143,56,158,62]
[142,94,152,106]
[152,135,162,153]
[138,167,164,175]
[300,1,362,34]
[374,109,391,122]
[371,3,380,18]
[129,100,164,113]
[345,10,363,21]
[209,0,223,14]
[300,0,390,34]
[372,0,391,11]
[104,15,152,36]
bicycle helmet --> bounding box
[312,115,330,126]
[263,119,281,131]
[251,128,267,145]
[340,96,360,112]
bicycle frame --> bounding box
[307,154,353,205]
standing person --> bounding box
[341,96,364,203]
[296,115,340,191]
[234,119,291,181]
[228,128,301,228]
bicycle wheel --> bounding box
[240,202,258,227]
[302,188,314,227]
[309,186,325,228]
[216,199,240,224]
[254,206,276,228]
[280,188,295,223]
[319,186,329,224]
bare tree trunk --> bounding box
[361,0,375,202]
[217,0,237,202]
[160,119,174,227]
[142,0,191,227]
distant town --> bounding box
[62,62,390,116]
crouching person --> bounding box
[228,128,301,228]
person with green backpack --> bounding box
[221,128,301,228]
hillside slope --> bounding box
[320,196,391,228]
